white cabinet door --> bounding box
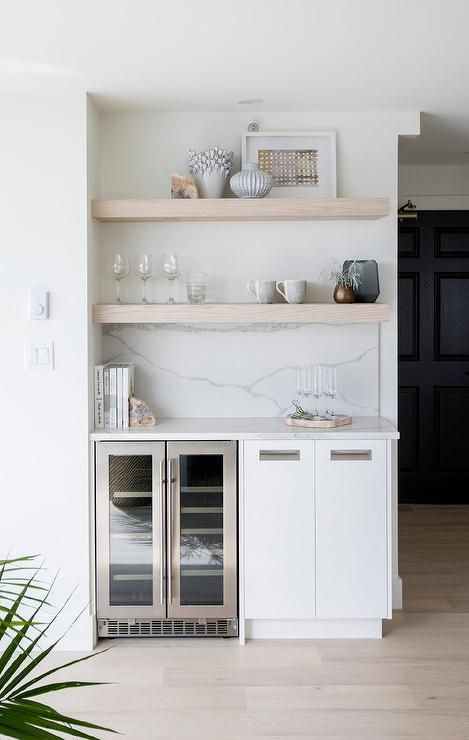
[315,440,389,619]
[244,441,315,619]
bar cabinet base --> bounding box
[245,619,382,640]
[98,617,238,638]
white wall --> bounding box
[98,111,418,426]
[0,90,92,649]
[399,164,469,209]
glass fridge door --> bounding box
[167,442,237,619]
[96,442,166,618]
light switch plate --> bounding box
[30,290,49,320]
[24,341,54,370]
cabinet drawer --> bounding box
[244,441,315,619]
[315,440,388,619]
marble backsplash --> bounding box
[102,322,379,418]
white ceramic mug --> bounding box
[276,280,307,304]
[246,280,277,304]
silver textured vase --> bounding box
[230,162,272,198]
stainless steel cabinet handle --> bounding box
[330,449,372,461]
[159,458,166,606]
[167,458,175,606]
[259,450,301,461]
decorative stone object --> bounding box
[230,162,273,198]
[171,173,198,199]
[129,397,156,427]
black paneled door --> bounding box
[399,212,469,503]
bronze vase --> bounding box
[334,284,356,304]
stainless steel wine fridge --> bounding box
[96,441,238,637]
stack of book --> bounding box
[94,362,135,428]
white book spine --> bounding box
[109,367,117,428]
[94,364,105,429]
[122,365,134,428]
[103,367,111,428]
[116,367,123,428]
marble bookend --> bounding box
[129,396,156,426]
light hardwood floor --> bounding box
[41,505,469,738]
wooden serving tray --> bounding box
[286,415,352,429]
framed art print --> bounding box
[242,131,337,198]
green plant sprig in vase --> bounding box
[320,260,361,303]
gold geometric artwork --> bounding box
[258,149,319,187]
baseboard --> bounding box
[392,576,403,610]
[245,619,383,639]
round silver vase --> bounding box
[230,162,273,198]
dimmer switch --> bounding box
[30,290,49,320]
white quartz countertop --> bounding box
[90,417,398,441]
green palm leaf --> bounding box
[0,555,118,738]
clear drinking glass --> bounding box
[161,254,182,304]
[186,273,208,304]
[133,254,154,304]
[110,253,129,304]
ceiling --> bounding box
[1,0,469,164]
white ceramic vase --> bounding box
[230,162,273,198]
[193,171,227,198]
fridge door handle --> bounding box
[167,458,176,607]
[159,458,166,606]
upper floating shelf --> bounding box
[91,197,389,223]
[92,303,390,325]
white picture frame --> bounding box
[242,131,337,198]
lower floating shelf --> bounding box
[92,302,390,325]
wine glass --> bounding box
[312,364,323,417]
[110,253,129,304]
[161,254,181,304]
[296,366,305,399]
[325,366,338,417]
[133,254,154,304]
[296,366,312,410]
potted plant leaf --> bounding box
[0,554,117,739]
[320,259,361,303]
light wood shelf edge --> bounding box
[92,303,390,324]
[91,197,389,223]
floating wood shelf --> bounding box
[92,197,389,223]
[92,303,390,325]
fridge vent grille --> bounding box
[98,618,237,638]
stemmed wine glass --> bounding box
[312,364,323,417]
[325,366,338,417]
[296,366,312,403]
[133,254,154,304]
[110,253,129,304]
[160,254,181,304]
